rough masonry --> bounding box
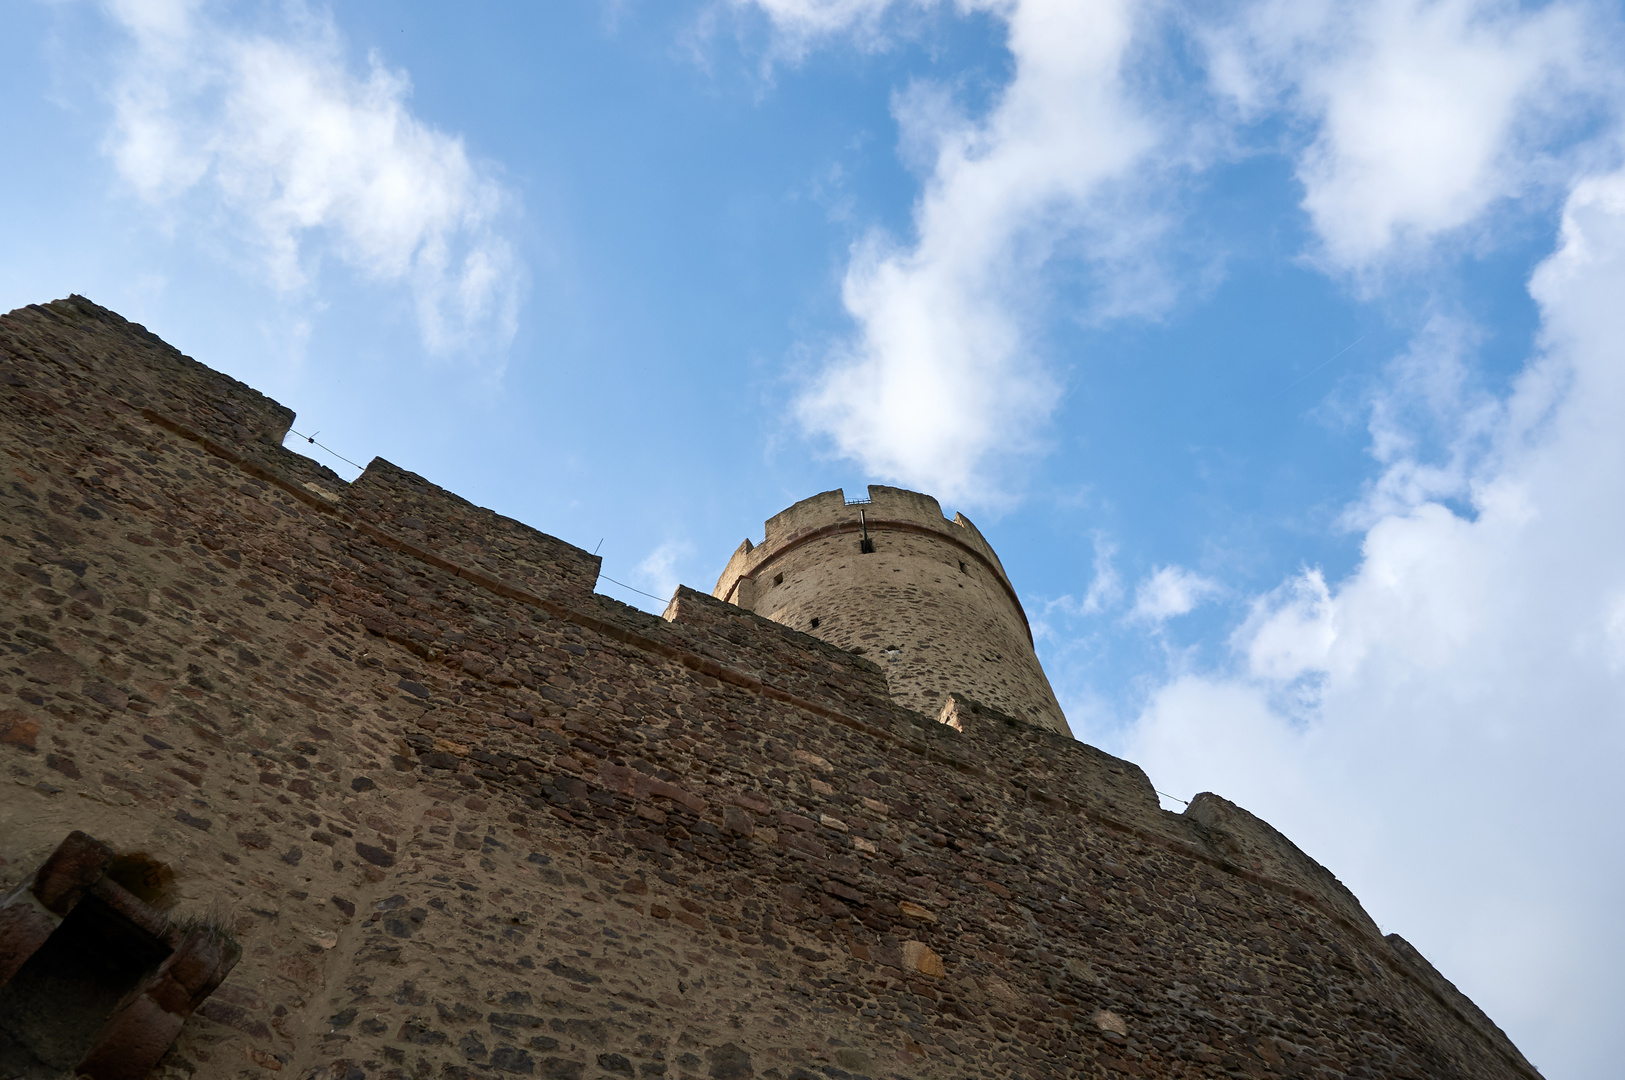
[0,296,1540,1080]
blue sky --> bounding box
[5,1,1624,1075]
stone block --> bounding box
[30,830,114,916]
[75,990,187,1080]
[901,940,945,978]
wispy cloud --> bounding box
[1081,532,1123,615]
[1130,564,1221,624]
[1032,533,1122,638]
[103,0,520,355]
[1341,313,1506,529]
[732,0,926,45]
[767,0,1158,504]
[635,540,694,603]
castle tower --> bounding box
[713,485,1073,737]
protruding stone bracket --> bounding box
[0,830,114,985]
[0,831,240,1080]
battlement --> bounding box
[717,485,1011,608]
[347,457,602,599]
[713,483,1070,736]
[0,297,1541,1080]
[1,295,294,448]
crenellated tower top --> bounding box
[713,485,1072,737]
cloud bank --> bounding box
[104,0,519,354]
[1113,11,1625,1075]
[1126,169,1625,1075]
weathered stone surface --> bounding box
[896,901,935,923]
[0,296,1541,1080]
[900,940,945,978]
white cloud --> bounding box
[1123,164,1625,1080]
[1130,563,1220,624]
[1206,0,1598,269]
[635,540,694,604]
[1239,567,1336,681]
[734,0,930,49]
[103,0,519,354]
[1032,533,1122,637]
[779,0,1157,504]
[1326,313,1513,530]
[1081,532,1122,614]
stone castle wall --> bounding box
[0,297,1539,1080]
[712,489,1070,737]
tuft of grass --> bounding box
[168,899,239,952]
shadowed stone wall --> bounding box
[0,296,1540,1080]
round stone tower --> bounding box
[713,485,1072,737]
